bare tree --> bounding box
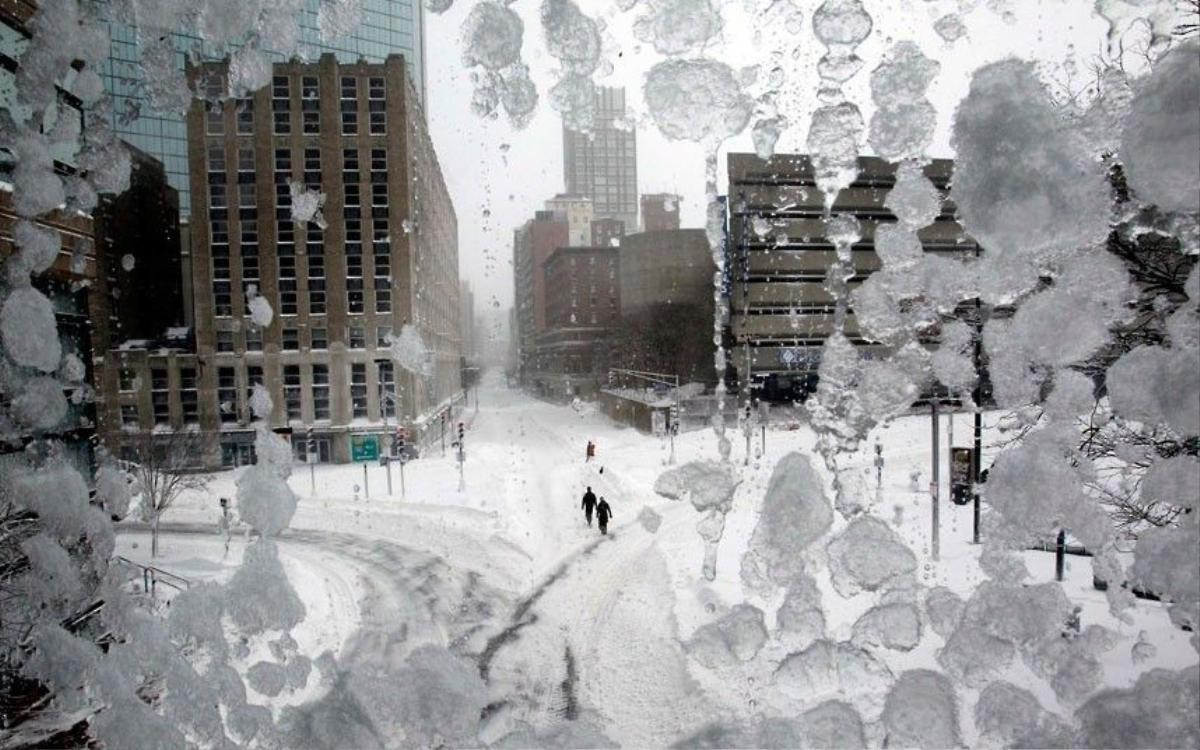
[123,431,210,557]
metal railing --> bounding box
[115,556,192,600]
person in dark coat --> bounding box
[585,440,595,462]
[596,497,613,535]
[581,486,597,526]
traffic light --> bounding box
[457,421,464,442]
[396,426,407,453]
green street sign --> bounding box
[351,435,379,462]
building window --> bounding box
[213,280,232,317]
[239,184,257,220]
[151,368,170,425]
[246,365,264,420]
[375,279,391,313]
[274,148,292,174]
[282,327,300,351]
[180,367,199,424]
[370,148,386,173]
[343,148,359,175]
[349,326,365,349]
[217,329,234,352]
[237,146,254,174]
[308,249,326,315]
[368,77,384,99]
[218,367,237,424]
[371,182,388,208]
[236,98,253,134]
[302,76,319,100]
[369,110,385,135]
[118,368,137,391]
[208,146,226,172]
[347,236,364,313]
[205,102,224,135]
[279,251,297,316]
[340,76,357,100]
[209,183,227,211]
[245,326,263,352]
[351,363,368,418]
[311,327,328,350]
[283,365,302,421]
[272,75,290,100]
[121,404,139,429]
[312,364,330,420]
[273,110,290,135]
[341,106,358,135]
[303,110,320,134]
[303,147,321,178]
[378,360,395,418]
[344,183,361,208]
[376,325,392,349]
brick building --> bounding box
[512,210,569,383]
[533,245,619,383]
[640,193,681,232]
[102,53,462,468]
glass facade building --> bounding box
[96,0,425,216]
[562,86,638,232]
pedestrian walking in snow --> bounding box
[581,486,597,527]
[596,497,613,535]
[218,497,233,556]
[585,440,596,462]
[874,443,884,489]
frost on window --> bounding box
[2,0,1198,745]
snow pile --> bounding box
[774,639,893,713]
[655,460,740,579]
[1106,345,1200,438]
[633,0,722,56]
[1075,665,1200,748]
[1119,42,1200,213]
[851,602,921,651]
[686,604,768,668]
[461,2,538,127]
[541,0,603,131]
[868,41,939,162]
[643,59,752,145]
[246,287,273,328]
[775,573,825,644]
[951,59,1110,268]
[8,219,60,279]
[975,681,1074,747]
[881,669,961,748]
[740,452,832,589]
[388,324,434,377]
[10,376,68,430]
[288,181,327,230]
[1,286,62,372]
[825,516,917,596]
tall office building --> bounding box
[562,86,638,231]
[96,54,459,468]
[97,0,426,215]
[725,153,977,402]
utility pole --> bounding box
[931,394,940,561]
[396,427,407,499]
[376,359,393,496]
[306,428,316,496]
[456,420,465,491]
[972,298,984,544]
[363,463,369,499]
[441,411,446,457]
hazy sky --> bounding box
[424,0,1121,341]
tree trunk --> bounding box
[152,513,160,558]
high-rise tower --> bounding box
[97,0,426,215]
[562,86,638,231]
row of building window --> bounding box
[205,76,386,137]
[123,358,402,427]
[209,324,394,353]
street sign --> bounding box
[950,447,974,505]
[351,435,379,462]
[651,410,667,437]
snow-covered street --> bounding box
[111,371,1197,747]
